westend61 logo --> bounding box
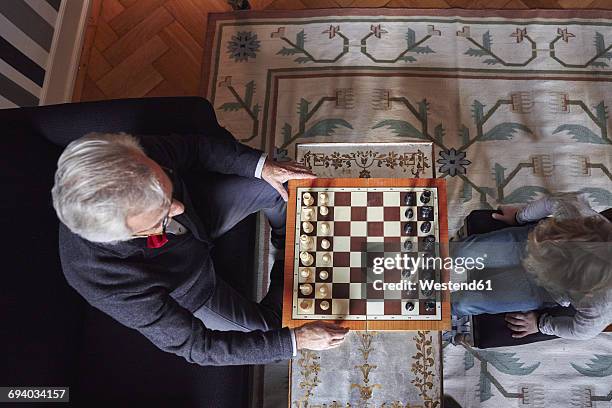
[370,253,492,292]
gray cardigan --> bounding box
[58,131,294,366]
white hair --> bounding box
[523,209,612,299]
[51,132,170,243]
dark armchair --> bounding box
[0,97,259,407]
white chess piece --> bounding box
[319,192,328,205]
[320,300,330,311]
[302,207,314,221]
[321,239,331,250]
[319,206,329,216]
[302,192,314,206]
[321,253,331,265]
[300,300,312,311]
[300,251,314,266]
[299,284,313,296]
[300,234,313,250]
[300,268,312,279]
[302,222,314,234]
[319,285,329,297]
[320,222,330,234]
[319,270,329,280]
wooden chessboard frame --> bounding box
[282,178,450,331]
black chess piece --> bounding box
[420,190,432,204]
[421,289,434,297]
[419,206,432,219]
[403,240,413,251]
[422,235,436,251]
[425,301,436,312]
[403,192,416,206]
[420,221,431,234]
[405,208,414,219]
[405,302,415,311]
[403,223,413,235]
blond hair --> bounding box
[523,215,612,297]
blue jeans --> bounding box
[451,225,556,317]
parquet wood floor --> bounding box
[72,0,612,102]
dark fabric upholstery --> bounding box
[0,97,256,407]
[466,208,612,348]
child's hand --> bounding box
[492,206,520,225]
[505,312,539,338]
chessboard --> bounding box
[282,178,450,331]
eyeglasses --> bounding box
[131,204,172,238]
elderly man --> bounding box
[52,129,348,366]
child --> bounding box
[451,193,612,340]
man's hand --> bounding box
[294,321,349,351]
[505,312,539,338]
[492,206,520,225]
[261,159,316,201]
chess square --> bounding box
[366,301,384,315]
[333,206,351,221]
[383,268,402,283]
[367,222,384,236]
[315,268,332,283]
[419,300,437,315]
[383,191,401,206]
[333,236,350,251]
[298,267,315,283]
[366,283,385,299]
[316,252,333,266]
[384,289,402,300]
[334,221,350,236]
[334,192,351,206]
[383,237,401,252]
[383,207,400,221]
[301,206,317,222]
[332,299,350,315]
[400,206,415,221]
[317,236,333,251]
[367,236,385,243]
[350,268,364,283]
[317,221,334,236]
[332,267,350,283]
[384,221,401,236]
[417,221,433,236]
[297,299,314,315]
[349,299,366,315]
[332,252,349,267]
[349,283,363,299]
[366,207,384,221]
[350,252,362,267]
[318,206,334,221]
[315,299,332,315]
[401,300,419,315]
[318,192,333,206]
[314,283,332,299]
[351,207,367,221]
[384,300,402,315]
[401,237,418,252]
[350,236,367,252]
[350,221,367,236]
[367,192,383,206]
[351,191,367,206]
[332,283,350,298]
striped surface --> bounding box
[0,0,63,108]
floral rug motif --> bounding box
[202,9,612,408]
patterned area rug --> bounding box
[202,8,612,407]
